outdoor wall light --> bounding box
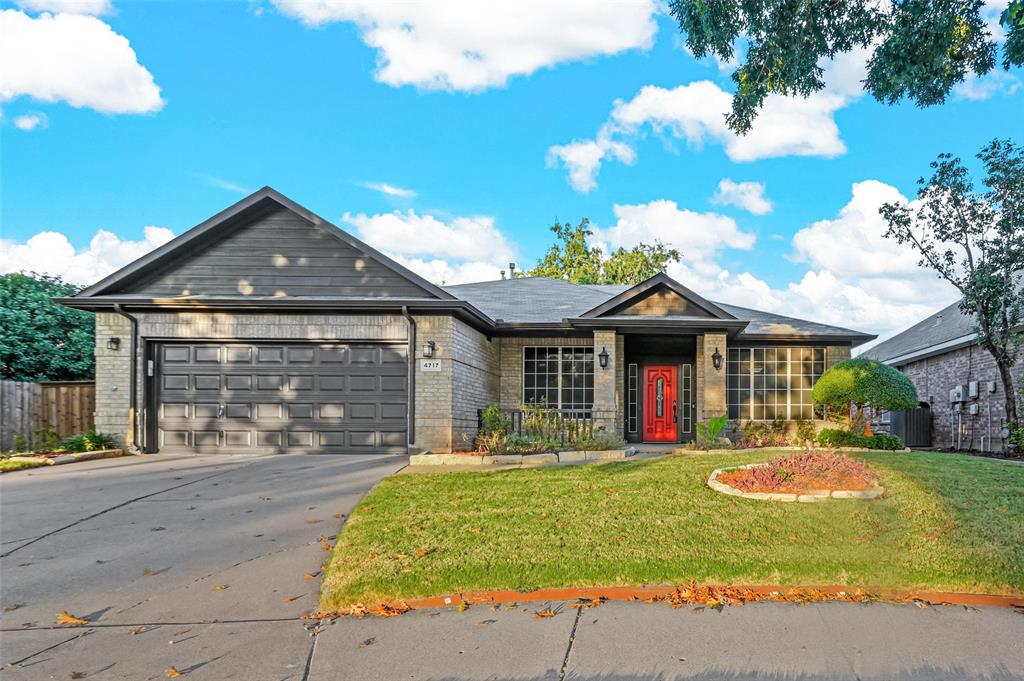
[107,337,122,351]
[423,340,436,358]
[598,347,610,369]
[712,347,723,371]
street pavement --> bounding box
[2,454,1023,680]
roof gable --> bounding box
[579,273,735,320]
[76,187,452,300]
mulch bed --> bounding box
[717,469,875,495]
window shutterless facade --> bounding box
[727,347,825,420]
[523,346,594,415]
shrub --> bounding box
[812,358,918,433]
[793,419,817,446]
[61,430,117,453]
[479,403,512,436]
[737,419,788,448]
[33,428,62,453]
[723,450,875,492]
[817,428,903,450]
[696,414,729,447]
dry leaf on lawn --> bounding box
[56,611,88,625]
[414,548,433,558]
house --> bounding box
[861,300,1023,452]
[60,188,876,455]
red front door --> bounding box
[643,365,677,442]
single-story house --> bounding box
[861,300,1023,452]
[60,187,876,455]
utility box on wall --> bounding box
[949,385,966,403]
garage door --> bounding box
[156,342,408,454]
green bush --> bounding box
[60,430,117,453]
[33,428,62,453]
[817,428,903,450]
[812,358,918,432]
[793,419,817,446]
[738,419,788,448]
[696,414,729,447]
[479,403,512,436]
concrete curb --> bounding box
[707,464,885,502]
[409,448,636,467]
[5,449,127,466]
[699,446,912,455]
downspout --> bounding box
[401,306,416,447]
[112,304,141,452]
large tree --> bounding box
[880,138,1023,431]
[670,0,1024,133]
[527,218,681,285]
[0,273,95,381]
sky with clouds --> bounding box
[1,0,1021,349]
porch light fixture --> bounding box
[712,347,723,371]
[423,340,436,358]
[598,347,610,369]
[106,337,121,351]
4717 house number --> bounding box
[420,359,442,371]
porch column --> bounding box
[592,329,622,436]
[700,332,728,421]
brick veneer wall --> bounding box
[497,336,593,410]
[899,343,1023,452]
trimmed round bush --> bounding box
[812,358,918,432]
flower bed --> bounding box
[708,451,885,502]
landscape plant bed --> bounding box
[708,451,884,502]
[1,448,126,468]
[320,450,1024,611]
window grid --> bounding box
[681,364,692,434]
[727,347,825,420]
[627,363,638,433]
[523,346,594,415]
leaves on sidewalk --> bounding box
[211,585,228,591]
[304,572,319,580]
[165,667,182,678]
[56,611,88,625]
[131,626,147,635]
[533,608,557,619]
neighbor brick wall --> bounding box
[899,343,1023,452]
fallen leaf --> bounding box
[56,611,88,625]
[131,626,146,635]
[332,513,345,519]
[414,548,433,558]
[468,527,482,533]
[165,667,182,678]
[533,608,557,620]
[359,505,375,514]
[211,585,228,591]
[303,572,319,580]
[172,628,191,637]
[71,672,87,679]
[317,535,331,542]
[143,568,158,576]
[478,619,497,626]
[394,552,409,559]
[503,604,517,611]
[321,543,332,552]
[358,637,376,647]
[457,601,469,612]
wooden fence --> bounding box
[0,380,96,451]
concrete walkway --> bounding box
[3,454,1023,680]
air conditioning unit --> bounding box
[949,385,966,403]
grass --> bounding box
[320,450,1024,610]
[0,458,47,473]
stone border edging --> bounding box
[707,464,885,502]
[409,448,635,467]
[700,446,912,455]
[5,449,126,466]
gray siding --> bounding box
[129,207,433,298]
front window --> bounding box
[523,346,594,416]
[727,347,825,420]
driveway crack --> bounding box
[3,630,90,668]
[1,463,254,558]
[558,603,583,681]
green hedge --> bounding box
[817,428,904,451]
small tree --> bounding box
[879,138,1023,430]
[528,218,681,285]
[812,358,919,433]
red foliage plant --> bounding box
[719,450,876,494]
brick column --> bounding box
[593,329,619,435]
[701,332,727,420]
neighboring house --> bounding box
[862,300,1023,452]
[60,188,875,455]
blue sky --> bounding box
[1,0,1021,345]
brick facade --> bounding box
[899,344,1022,452]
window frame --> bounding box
[727,346,826,421]
[522,346,595,416]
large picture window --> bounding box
[727,347,825,420]
[523,346,594,415]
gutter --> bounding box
[401,306,416,447]
[112,303,141,453]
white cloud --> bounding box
[12,112,47,130]
[13,0,112,15]
[953,70,1022,101]
[342,209,515,285]
[549,49,870,192]
[0,226,176,285]
[710,179,772,215]
[359,181,417,199]
[0,10,163,114]
[590,201,756,282]
[271,0,658,92]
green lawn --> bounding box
[0,458,46,473]
[320,450,1024,610]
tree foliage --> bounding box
[670,0,1023,134]
[527,218,681,285]
[812,358,919,432]
[0,273,95,381]
[879,138,1023,430]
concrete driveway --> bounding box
[3,455,1024,681]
